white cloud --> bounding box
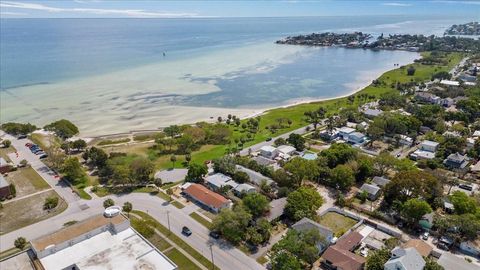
[382,2,413,7]
[0,11,27,16]
[0,1,201,18]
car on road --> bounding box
[35,151,45,155]
[32,149,43,154]
[25,143,33,147]
[182,226,192,236]
[39,154,48,159]
[422,231,429,240]
[209,231,220,239]
[265,137,272,142]
[458,184,473,191]
[17,134,27,139]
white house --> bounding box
[338,127,356,140]
[420,140,439,152]
[205,173,233,191]
[384,247,425,270]
[399,135,413,146]
[277,145,296,156]
[233,183,256,197]
[259,145,278,159]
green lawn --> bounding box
[189,212,212,229]
[0,146,16,162]
[317,212,358,237]
[132,210,220,270]
[171,200,185,209]
[22,168,50,190]
[256,256,268,265]
[164,248,202,270]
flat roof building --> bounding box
[31,214,177,270]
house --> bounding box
[0,175,12,199]
[466,137,476,150]
[473,130,480,138]
[471,160,480,174]
[233,183,256,197]
[443,131,462,138]
[440,80,460,86]
[358,183,381,201]
[252,156,276,167]
[399,135,413,146]
[266,197,287,222]
[415,91,440,104]
[443,199,455,214]
[403,239,432,257]
[384,247,425,270]
[205,173,233,191]
[235,165,275,187]
[321,231,366,270]
[420,140,439,152]
[459,239,480,257]
[0,157,12,174]
[458,74,477,83]
[183,183,231,213]
[277,145,296,157]
[419,212,434,231]
[347,132,366,145]
[439,97,454,107]
[363,108,383,118]
[437,252,478,270]
[338,127,356,140]
[259,145,278,159]
[372,176,390,188]
[292,217,334,254]
[320,129,340,141]
[443,152,469,169]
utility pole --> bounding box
[167,210,171,234]
[209,244,215,270]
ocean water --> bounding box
[0,15,476,135]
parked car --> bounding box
[209,231,220,239]
[25,143,32,147]
[458,184,473,191]
[28,144,38,149]
[265,137,272,142]
[35,151,45,156]
[39,154,48,159]
[182,226,192,236]
[32,149,43,154]
[17,134,27,139]
[422,231,429,240]
[360,248,369,257]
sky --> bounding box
[0,0,479,18]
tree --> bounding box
[450,191,478,215]
[213,156,236,175]
[274,137,287,146]
[287,133,306,151]
[1,122,37,135]
[2,140,11,148]
[61,157,87,185]
[233,171,249,184]
[122,202,133,217]
[285,186,323,221]
[374,152,397,176]
[170,155,177,168]
[304,107,326,130]
[71,139,87,152]
[166,188,174,201]
[185,163,208,182]
[9,184,16,197]
[164,125,181,138]
[424,257,445,270]
[320,143,357,168]
[44,119,79,139]
[365,248,390,270]
[129,157,154,184]
[103,198,115,208]
[384,170,442,205]
[328,165,355,191]
[212,205,252,244]
[401,198,432,225]
[44,196,59,210]
[270,251,302,270]
[407,66,416,76]
[242,193,270,218]
[271,229,324,267]
[366,124,384,147]
[19,159,28,167]
[14,237,27,250]
[284,158,320,187]
[84,147,108,168]
[185,153,192,164]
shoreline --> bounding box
[83,61,413,140]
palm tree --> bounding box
[122,202,133,217]
[170,155,177,169]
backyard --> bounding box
[317,211,359,237]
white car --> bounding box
[360,248,368,257]
[422,231,429,240]
[104,206,121,217]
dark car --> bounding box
[209,231,220,239]
[17,134,27,139]
[458,184,473,191]
[39,154,48,159]
[265,137,272,142]
[182,226,192,236]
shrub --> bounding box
[14,237,27,249]
[44,196,59,210]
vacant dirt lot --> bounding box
[0,190,66,234]
[4,167,50,198]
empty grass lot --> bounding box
[0,190,67,235]
[0,146,16,162]
[5,167,50,197]
[317,212,358,237]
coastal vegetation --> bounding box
[445,21,480,36]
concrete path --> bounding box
[1,188,53,205]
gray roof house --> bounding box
[363,108,383,118]
[372,176,390,187]
[233,183,256,196]
[384,247,425,270]
[359,183,381,201]
[443,153,469,169]
[205,173,233,191]
[266,197,287,221]
[292,217,334,254]
[235,165,274,186]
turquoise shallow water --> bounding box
[0,15,477,134]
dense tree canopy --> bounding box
[1,122,37,135]
[44,119,79,139]
[242,193,270,218]
[384,170,442,206]
[185,163,208,183]
[284,186,323,221]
